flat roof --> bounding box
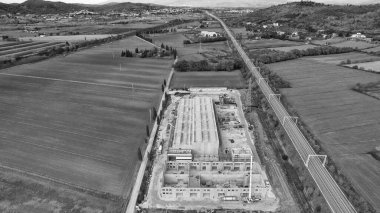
[172,97,219,160]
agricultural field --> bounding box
[311,37,346,45]
[345,61,380,72]
[1,22,161,39]
[353,81,380,100]
[245,39,304,50]
[270,44,317,52]
[0,36,173,209]
[115,35,159,50]
[149,33,206,61]
[0,41,65,60]
[267,58,380,211]
[305,52,380,65]
[362,45,380,53]
[19,34,116,42]
[330,40,378,49]
[170,71,246,89]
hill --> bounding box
[230,1,380,34]
[101,0,380,8]
[0,0,161,14]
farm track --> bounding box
[208,11,357,213]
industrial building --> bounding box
[160,161,267,201]
[171,97,219,161]
[157,95,270,202]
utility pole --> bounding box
[149,109,152,123]
[249,155,253,200]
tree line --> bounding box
[121,44,177,59]
[249,46,354,64]
[173,59,243,72]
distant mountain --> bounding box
[99,0,380,8]
[0,0,161,14]
[99,0,285,8]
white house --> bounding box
[351,33,366,39]
[200,31,220,38]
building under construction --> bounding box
[159,96,270,202]
[171,97,219,161]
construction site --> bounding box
[140,88,278,211]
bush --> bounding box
[282,154,289,161]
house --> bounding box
[289,31,300,40]
[200,31,220,38]
[351,33,366,40]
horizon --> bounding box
[0,0,376,5]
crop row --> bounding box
[0,41,32,48]
[0,41,47,52]
[0,43,65,60]
[0,42,63,57]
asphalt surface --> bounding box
[206,11,357,213]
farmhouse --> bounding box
[200,31,220,38]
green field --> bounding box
[0,36,172,207]
[330,40,378,50]
[19,34,115,42]
[0,41,65,60]
[363,45,380,53]
[149,33,206,61]
[267,57,380,211]
[170,71,246,89]
[270,44,317,52]
[345,61,380,72]
[245,39,303,50]
[305,52,380,64]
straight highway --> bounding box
[206,11,357,213]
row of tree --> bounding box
[136,79,170,204]
[249,46,354,64]
[121,46,177,59]
[174,59,243,72]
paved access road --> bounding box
[206,11,357,213]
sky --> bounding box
[0,0,375,5]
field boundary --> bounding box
[134,35,161,49]
[126,57,176,213]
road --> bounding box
[126,58,177,213]
[206,11,357,213]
